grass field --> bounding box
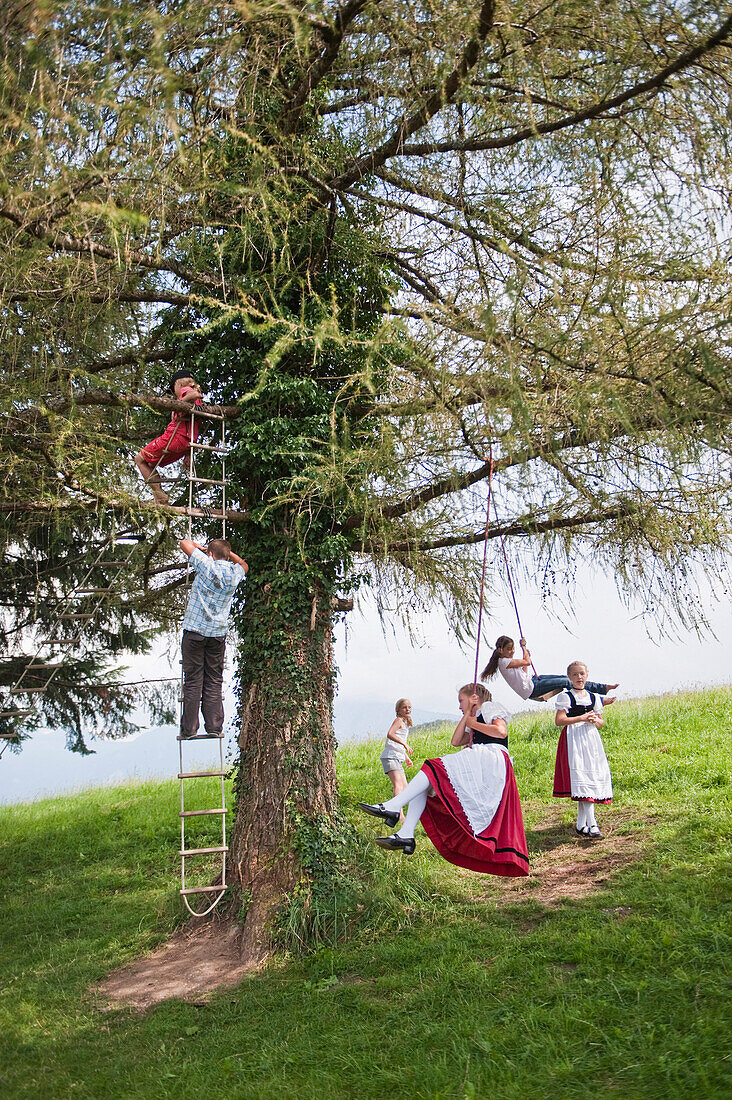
[1,689,730,1099]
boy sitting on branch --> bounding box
[134,370,203,505]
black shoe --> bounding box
[587,825,604,840]
[575,825,590,838]
[374,834,416,855]
[357,802,400,829]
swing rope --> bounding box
[471,442,537,694]
[493,505,537,675]
[472,445,495,690]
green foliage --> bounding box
[2,0,730,630]
[274,807,363,951]
[0,2,731,978]
[0,515,174,751]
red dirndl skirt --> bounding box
[420,750,529,877]
[552,728,613,803]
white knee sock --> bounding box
[382,770,431,812]
[396,790,428,839]
[586,802,597,828]
[577,801,588,829]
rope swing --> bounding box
[471,442,536,692]
[472,445,495,690]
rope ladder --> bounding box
[177,407,231,917]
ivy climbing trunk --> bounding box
[229,565,339,962]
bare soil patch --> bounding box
[500,807,651,907]
[97,913,255,1012]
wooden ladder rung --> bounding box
[180,846,229,855]
[176,732,224,740]
[96,561,127,567]
[179,808,227,817]
[178,770,228,779]
[180,507,228,519]
[180,885,227,896]
[14,687,49,695]
[59,613,94,620]
[25,662,65,671]
[76,588,115,596]
[189,476,227,486]
[0,708,34,718]
[189,442,230,454]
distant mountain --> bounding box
[333,699,452,744]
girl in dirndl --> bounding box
[553,661,613,839]
[358,683,529,877]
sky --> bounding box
[1,558,730,804]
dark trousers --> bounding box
[529,674,609,700]
[181,630,226,737]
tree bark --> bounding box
[229,578,338,963]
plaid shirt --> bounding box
[182,549,246,637]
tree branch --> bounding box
[369,169,589,271]
[397,13,732,157]
[342,384,728,534]
[331,0,496,188]
[55,347,177,382]
[40,388,241,421]
[0,499,249,524]
[281,0,378,134]
[366,501,636,553]
[344,457,499,530]
[7,289,198,307]
[0,202,259,305]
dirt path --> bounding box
[97,914,255,1012]
[499,807,650,907]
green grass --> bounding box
[1,689,731,1099]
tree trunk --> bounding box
[229,575,338,964]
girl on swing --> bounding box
[358,683,529,877]
[482,636,618,703]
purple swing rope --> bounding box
[471,443,537,694]
[472,446,495,691]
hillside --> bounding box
[1,688,730,1099]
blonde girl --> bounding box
[553,661,613,839]
[380,699,414,814]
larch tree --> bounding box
[1,0,731,953]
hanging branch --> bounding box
[39,390,243,421]
[331,0,497,188]
[0,500,249,524]
[395,14,732,157]
[367,501,638,553]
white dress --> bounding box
[420,705,529,877]
[553,690,612,803]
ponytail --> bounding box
[481,635,513,681]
